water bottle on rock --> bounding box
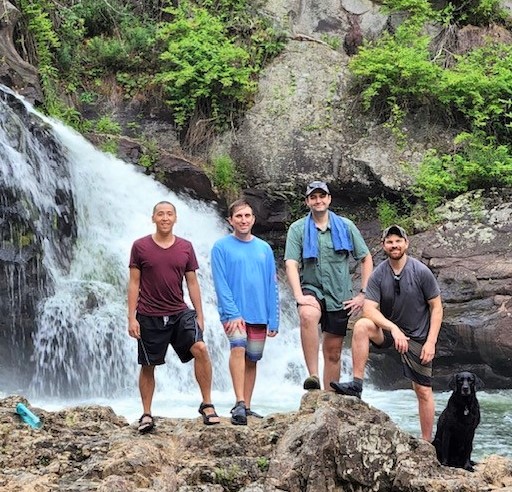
[16,403,43,429]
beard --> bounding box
[386,248,406,261]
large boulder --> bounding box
[1,393,511,491]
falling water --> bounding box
[0,85,510,460]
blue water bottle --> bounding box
[16,403,43,429]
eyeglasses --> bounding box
[393,275,401,295]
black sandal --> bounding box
[246,408,264,419]
[138,413,155,433]
[198,403,220,425]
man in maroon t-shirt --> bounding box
[128,201,220,432]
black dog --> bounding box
[432,371,483,472]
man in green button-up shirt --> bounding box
[284,181,373,391]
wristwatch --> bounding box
[360,288,367,294]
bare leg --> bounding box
[244,359,257,408]
[322,333,343,390]
[229,347,246,402]
[190,341,220,423]
[298,303,322,378]
[139,365,156,414]
[413,382,435,441]
[351,318,383,379]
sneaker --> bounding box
[303,375,321,390]
[330,381,362,399]
[230,401,247,425]
[246,409,264,419]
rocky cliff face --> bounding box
[1,393,511,491]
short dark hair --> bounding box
[152,201,176,215]
[228,198,253,218]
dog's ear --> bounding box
[448,374,457,390]
[474,374,484,391]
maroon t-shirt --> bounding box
[129,235,199,316]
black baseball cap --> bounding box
[381,224,408,241]
[306,181,330,196]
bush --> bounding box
[414,132,512,209]
[438,44,512,141]
[349,29,442,112]
[156,1,256,128]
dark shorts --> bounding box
[302,289,350,337]
[371,331,432,387]
[137,309,203,365]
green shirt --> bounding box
[284,215,370,311]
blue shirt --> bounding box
[211,235,279,331]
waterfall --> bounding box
[0,85,304,405]
[2,86,512,459]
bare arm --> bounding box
[421,295,443,364]
[127,267,141,339]
[285,259,318,308]
[344,252,374,315]
[185,270,204,330]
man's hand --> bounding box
[267,329,278,338]
[420,340,436,364]
[391,326,410,354]
[128,319,141,339]
[296,294,321,309]
[343,292,365,316]
[223,318,246,335]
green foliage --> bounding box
[256,456,270,472]
[448,0,508,25]
[99,139,119,155]
[350,29,442,112]
[156,1,257,128]
[381,0,440,27]
[214,464,242,486]
[437,44,512,139]
[18,0,60,109]
[95,116,121,135]
[193,0,286,69]
[373,197,414,230]
[85,23,157,72]
[414,132,512,210]
[138,138,160,169]
[209,154,241,196]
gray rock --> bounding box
[1,393,511,491]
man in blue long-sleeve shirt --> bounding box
[211,198,279,425]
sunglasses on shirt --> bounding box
[394,275,401,295]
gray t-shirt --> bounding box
[366,256,440,339]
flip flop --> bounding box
[198,403,220,425]
[138,413,155,434]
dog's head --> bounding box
[448,371,484,396]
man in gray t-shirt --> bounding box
[330,225,443,441]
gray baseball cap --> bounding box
[306,181,330,196]
[381,224,408,241]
